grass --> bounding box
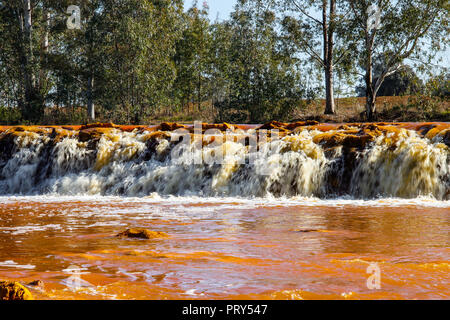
[1,95,448,125]
[290,95,450,123]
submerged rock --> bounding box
[78,127,115,142]
[80,122,118,130]
[158,122,187,131]
[116,228,169,239]
[200,122,234,132]
[27,280,44,289]
[0,281,33,300]
[293,229,319,233]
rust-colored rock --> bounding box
[258,120,289,131]
[313,131,374,149]
[78,127,115,142]
[293,229,320,233]
[80,123,118,130]
[202,123,234,131]
[159,122,188,131]
[27,280,44,288]
[142,131,171,141]
[0,281,33,300]
[1,122,449,148]
[285,120,319,130]
[258,120,319,131]
[116,228,169,239]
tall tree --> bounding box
[0,0,47,121]
[281,0,353,115]
[53,0,183,124]
[347,0,449,119]
[174,2,212,114]
[217,0,303,122]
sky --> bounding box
[184,0,236,21]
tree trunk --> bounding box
[198,73,201,113]
[366,91,376,120]
[23,0,33,82]
[323,0,336,115]
[365,38,376,121]
[39,7,49,91]
[87,75,95,122]
[21,0,36,119]
[324,65,335,114]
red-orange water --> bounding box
[0,196,448,300]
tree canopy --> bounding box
[0,0,448,124]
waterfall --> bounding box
[0,122,448,199]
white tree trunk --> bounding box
[87,76,95,121]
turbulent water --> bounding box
[0,124,448,199]
[0,195,449,300]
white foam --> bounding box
[0,223,62,235]
[0,260,35,269]
[0,195,448,208]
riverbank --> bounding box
[1,96,449,126]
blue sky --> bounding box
[184,0,236,21]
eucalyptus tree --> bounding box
[347,0,449,119]
[0,0,104,121]
[98,0,174,122]
[72,0,183,123]
[281,0,355,115]
[132,0,184,123]
[208,20,234,112]
[173,2,212,114]
[356,62,423,97]
[0,0,49,120]
[40,0,112,122]
[220,0,303,122]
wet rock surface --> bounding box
[27,280,44,288]
[1,121,449,147]
[0,281,33,300]
[116,228,169,239]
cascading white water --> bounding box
[0,126,448,199]
[351,129,449,199]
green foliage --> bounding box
[173,3,212,113]
[346,0,449,117]
[427,71,450,98]
[214,0,304,122]
[375,71,450,121]
[356,64,424,97]
[0,0,183,124]
[0,106,22,125]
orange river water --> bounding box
[0,196,448,300]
